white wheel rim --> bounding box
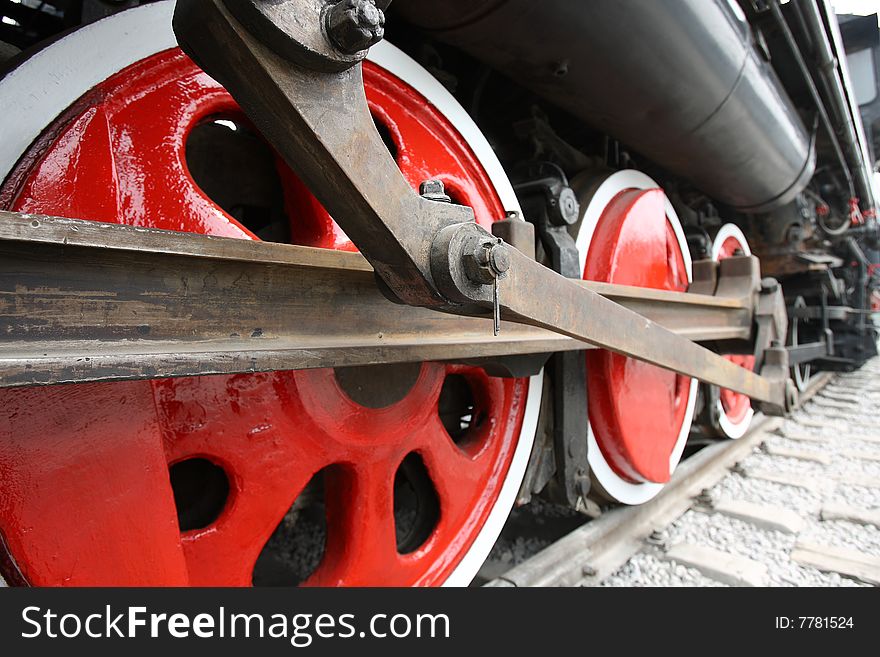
[574,170,698,505]
[711,224,754,439]
[0,0,541,587]
[710,223,751,261]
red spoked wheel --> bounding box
[710,224,755,439]
[573,170,698,505]
[0,3,540,586]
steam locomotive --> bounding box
[0,0,876,586]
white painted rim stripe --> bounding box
[0,2,179,185]
[710,222,751,261]
[715,396,754,440]
[575,170,698,505]
[0,0,539,587]
[575,170,693,281]
[711,224,754,440]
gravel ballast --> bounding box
[598,359,880,587]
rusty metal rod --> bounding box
[0,211,750,388]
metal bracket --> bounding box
[753,278,798,414]
[515,162,582,278]
[753,277,789,370]
[516,163,590,510]
[757,343,798,415]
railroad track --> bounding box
[484,365,880,587]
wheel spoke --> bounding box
[417,416,485,513]
[0,382,189,585]
[153,373,334,586]
[11,105,122,224]
[309,459,400,586]
[363,64,504,229]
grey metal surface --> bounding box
[498,246,784,407]
[0,211,755,388]
[839,12,880,167]
[394,0,815,212]
[520,169,590,510]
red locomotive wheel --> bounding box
[711,224,755,439]
[573,170,698,505]
[0,3,540,586]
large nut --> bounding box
[463,240,511,285]
[325,0,385,54]
[463,243,496,286]
[431,223,505,305]
[489,243,511,275]
[419,179,452,203]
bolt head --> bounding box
[489,243,511,275]
[559,187,580,224]
[419,179,451,203]
[463,244,494,285]
[761,277,779,293]
[462,241,511,285]
[325,0,385,55]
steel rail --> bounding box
[0,211,750,387]
[484,372,834,587]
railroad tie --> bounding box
[840,449,880,463]
[661,544,767,587]
[712,499,806,535]
[774,428,825,443]
[790,542,880,586]
[820,503,880,529]
[762,443,832,465]
[832,472,880,489]
[737,468,826,494]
